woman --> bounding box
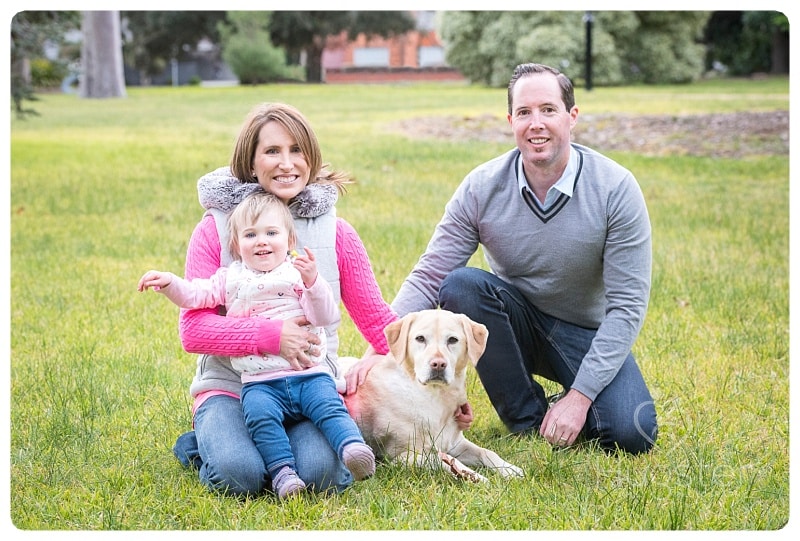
[172,103,397,496]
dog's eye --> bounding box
[415,335,426,343]
[447,336,459,345]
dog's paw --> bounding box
[498,463,525,478]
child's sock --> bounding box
[271,466,306,499]
[342,442,376,481]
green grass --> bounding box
[9,76,789,531]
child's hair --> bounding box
[227,191,297,261]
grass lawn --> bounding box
[8,76,789,532]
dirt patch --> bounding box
[391,111,788,158]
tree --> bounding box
[79,11,126,98]
[10,11,80,117]
[218,12,295,84]
[619,11,710,84]
[121,11,226,85]
[705,11,789,76]
[762,11,790,74]
[438,12,497,86]
[439,11,711,87]
[268,11,416,83]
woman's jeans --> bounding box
[172,393,352,497]
[240,372,364,479]
[439,267,657,454]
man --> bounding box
[390,63,657,454]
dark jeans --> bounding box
[439,267,657,454]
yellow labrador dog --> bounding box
[341,309,523,482]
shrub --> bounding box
[30,57,68,88]
[222,35,296,84]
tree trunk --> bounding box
[770,28,789,74]
[79,11,127,98]
[305,37,325,83]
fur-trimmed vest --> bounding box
[189,169,342,397]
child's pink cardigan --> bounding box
[179,213,396,365]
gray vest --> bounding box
[189,207,341,398]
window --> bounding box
[353,47,390,67]
[419,46,445,67]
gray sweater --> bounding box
[391,144,651,401]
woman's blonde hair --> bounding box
[227,192,297,262]
[230,102,351,194]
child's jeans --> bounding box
[241,372,366,478]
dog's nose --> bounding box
[430,357,448,371]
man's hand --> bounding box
[539,389,591,447]
[344,348,383,395]
[280,316,321,371]
[454,402,474,431]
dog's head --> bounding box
[384,309,488,386]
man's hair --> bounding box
[227,191,297,261]
[507,63,575,115]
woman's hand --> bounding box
[280,316,321,370]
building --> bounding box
[322,11,465,84]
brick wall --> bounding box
[324,66,466,84]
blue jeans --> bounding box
[173,393,352,497]
[439,267,657,454]
[240,372,365,479]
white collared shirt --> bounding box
[517,146,578,210]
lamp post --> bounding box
[583,11,594,91]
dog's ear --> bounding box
[460,315,488,367]
[385,313,415,363]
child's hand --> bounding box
[292,247,318,288]
[138,270,172,292]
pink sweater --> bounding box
[179,213,395,358]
